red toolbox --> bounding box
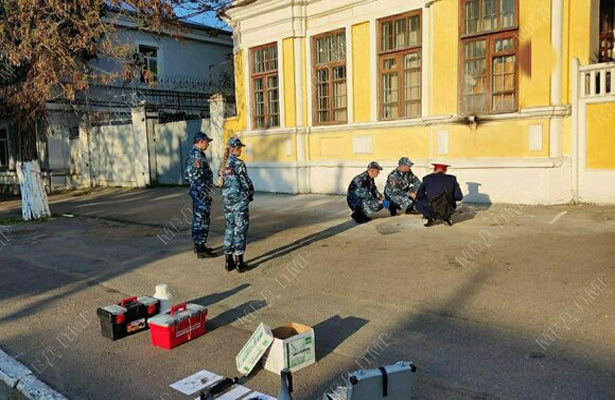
[148,303,207,350]
[97,296,160,341]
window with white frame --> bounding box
[138,45,159,83]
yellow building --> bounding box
[222,0,615,204]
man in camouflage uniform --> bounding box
[346,161,390,224]
[384,157,422,216]
[221,137,254,272]
[185,131,215,258]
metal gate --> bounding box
[154,119,213,185]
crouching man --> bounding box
[415,163,464,227]
[385,157,421,216]
[347,161,390,224]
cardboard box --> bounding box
[236,323,275,376]
[262,323,316,374]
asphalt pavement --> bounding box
[0,187,613,399]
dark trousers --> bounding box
[415,198,437,219]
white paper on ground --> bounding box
[171,370,224,395]
[193,385,250,400]
[242,391,277,400]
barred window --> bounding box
[313,30,347,125]
[460,0,518,114]
[378,11,422,120]
[251,43,279,129]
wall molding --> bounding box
[246,157,569,170]
[234,105,573,137]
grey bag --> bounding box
[323,361,417,400]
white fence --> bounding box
[89,121,141,187]
[580,62,615,98]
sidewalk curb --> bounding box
[0,349,68,400]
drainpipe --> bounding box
[550,0,564,158]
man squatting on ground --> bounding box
[415,162,464,227]
[185,131,215,258]
[347,160,464,227]
[384,157,422,216]
[217,137,254,273]
[346,161,390,224]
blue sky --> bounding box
[174,6,231,31]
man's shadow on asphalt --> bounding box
[188,284,268,332]
[246,219,357,269]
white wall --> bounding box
[246,160,574,205]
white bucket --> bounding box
[154,284,172,313]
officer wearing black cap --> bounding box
[385,157,422,216]
[185,131,215,258]
[347,161,390,224]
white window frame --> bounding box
[135,39,164,82]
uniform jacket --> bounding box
[221,154,254,203]
[347,171,382,210]
[385,168,421,199]
[185,146,213,197]
[417,173,464,203]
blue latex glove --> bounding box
[382,199,390,209]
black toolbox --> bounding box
[97,296,160,340]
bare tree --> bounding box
[0,0,230,220]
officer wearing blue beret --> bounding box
[384,157,422,216]
[185,131,215,258]
[347,161,390,224]
[217,137,254,272]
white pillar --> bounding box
[571,58,580,203]
[550,0,564,158]
[208,93,226,172]
[131,107,151,187]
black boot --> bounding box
[388,203,399,217]
[235,254,249,273]
[351,211,371,224]
[423,217,435,227]
[202,245,216,257]
[225,254,236,271]
[195,243,207,259]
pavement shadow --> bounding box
[206,300,267,333]
[307,267,615,399]
[246,220,357,268]
[189,284,251,308]
[313,315,369,362]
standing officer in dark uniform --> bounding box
[347,161,390,224]
[415,163,464,227]
[185,131,215,258]
[384,157,422,216]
